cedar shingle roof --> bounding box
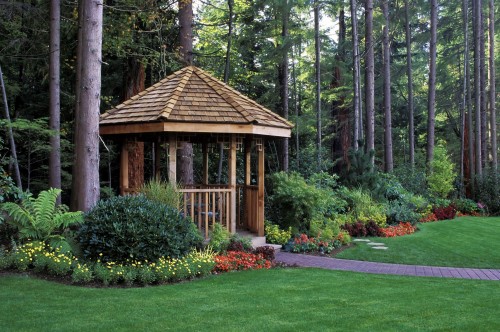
[100,66,292,137]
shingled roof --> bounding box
[100,66,292,138]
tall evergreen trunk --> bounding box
[365,0,375,164]
[473,0,482,176]
[479,3,487,169]
[382,0,393,172]
[331,7,349,173]
[49,0,61,203]
[178,0,194,184]
[292,41,302,167]
[489,0,497,170]
[314,0,321,170]
[426,0,437,166]
[465,0,475,194]
[218,0,234,183]
[0,65,22,190]
[72,0,103,211]
[350,0,361,150]
[123,58,145,189]
[405,0,415,167]
[278,0,290,171]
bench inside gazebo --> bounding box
[99,66,292,239]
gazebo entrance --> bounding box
[100,66,292,238]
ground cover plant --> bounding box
[336,217,500,269]
[1,268,499,331]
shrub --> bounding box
[265,222,292,246]
[475,168,500,215]
[72,263,93,283]
[78,195,202,263]
[140,179,181,210]
[253,246,275,261]
[338,188,387,226]
[341,221,382,237]
[393,165,429,197]
[419,213,438,223]
[433,205,457,221]
[226,235,253,253]
[208,223,231,253]
[267,172,345,231]
[1,188,83,252]
[452,198,480,215]
[385,200,421,225]
[427,145,457,198]
[309,218,341,242]
[336,230,351,245]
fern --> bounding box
[1,188,83,251]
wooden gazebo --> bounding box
[99,66,292,238]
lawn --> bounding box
[336,216,500,269]
[1,268,499,331]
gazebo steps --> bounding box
[237,230,282,252]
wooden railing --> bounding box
[179,186,232,238]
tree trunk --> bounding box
[0,65,22,190]
[72,0,103,211]
[351,0,361,150]
[382,0,393,172]
[178,0,194,185]
[278,0,290,172]
[365,0,375,164]
[314,0,321,170]
[426,0,437,166]
[49,0,61,203]
[465,0,475,193]
[405,0,415,167]
[489,0,497,170]
[473,0,482,176]
[331,6,350,173]
[461,0,470,193]
[479,2,487,169]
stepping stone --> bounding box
[372,246,388,250]
[367,242,385,246]
[353,239,371,242]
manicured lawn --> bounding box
[337,216,500,269]
[1,269,499,331]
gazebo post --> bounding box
[168,135,177,183]
[228,134,237,233]
[120,140,129,195]
[202,142,208,185]
[244,137,252,232]
[154,140,161,180]
[257,139,265,236]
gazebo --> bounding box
[99,66,292,238]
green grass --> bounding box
[337,216,500,268]
[1,269,499,331]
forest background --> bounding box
[0,0,498,211]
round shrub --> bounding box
[77,195,202,263]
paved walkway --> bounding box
[275,252,500,280]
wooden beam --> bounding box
[100,122,292,138]
[120,141,129,195]
[228,134,237,234]
[244,138,251,186]
[257,140,265,237]
[168,135,177,183]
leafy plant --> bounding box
[208,223,231,253]
[140,179,181,211]
[341,221,382,237]
[1,188,83,251]
[432,205,457,221]
[264,222,292,246]
[77,195,203,263]
[427,145,457,198]
[475,168,500,215]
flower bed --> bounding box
[214,251,272,272]
[379,222,416,238]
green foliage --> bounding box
[341,148,379,190]
[452,198,480,215]
[338,188,387,226]
[208,223,231,253]
[77,195,202,263]
[385,201,421,225]
[475,169,500,215]
[264,222,292,246]
[140,179,181,211]
[427,146,457,198]
[309,218,341,241]
[267,172,346,231]
[393,165,429,197]
[1,188,82,251]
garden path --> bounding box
[275,252,500,280]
